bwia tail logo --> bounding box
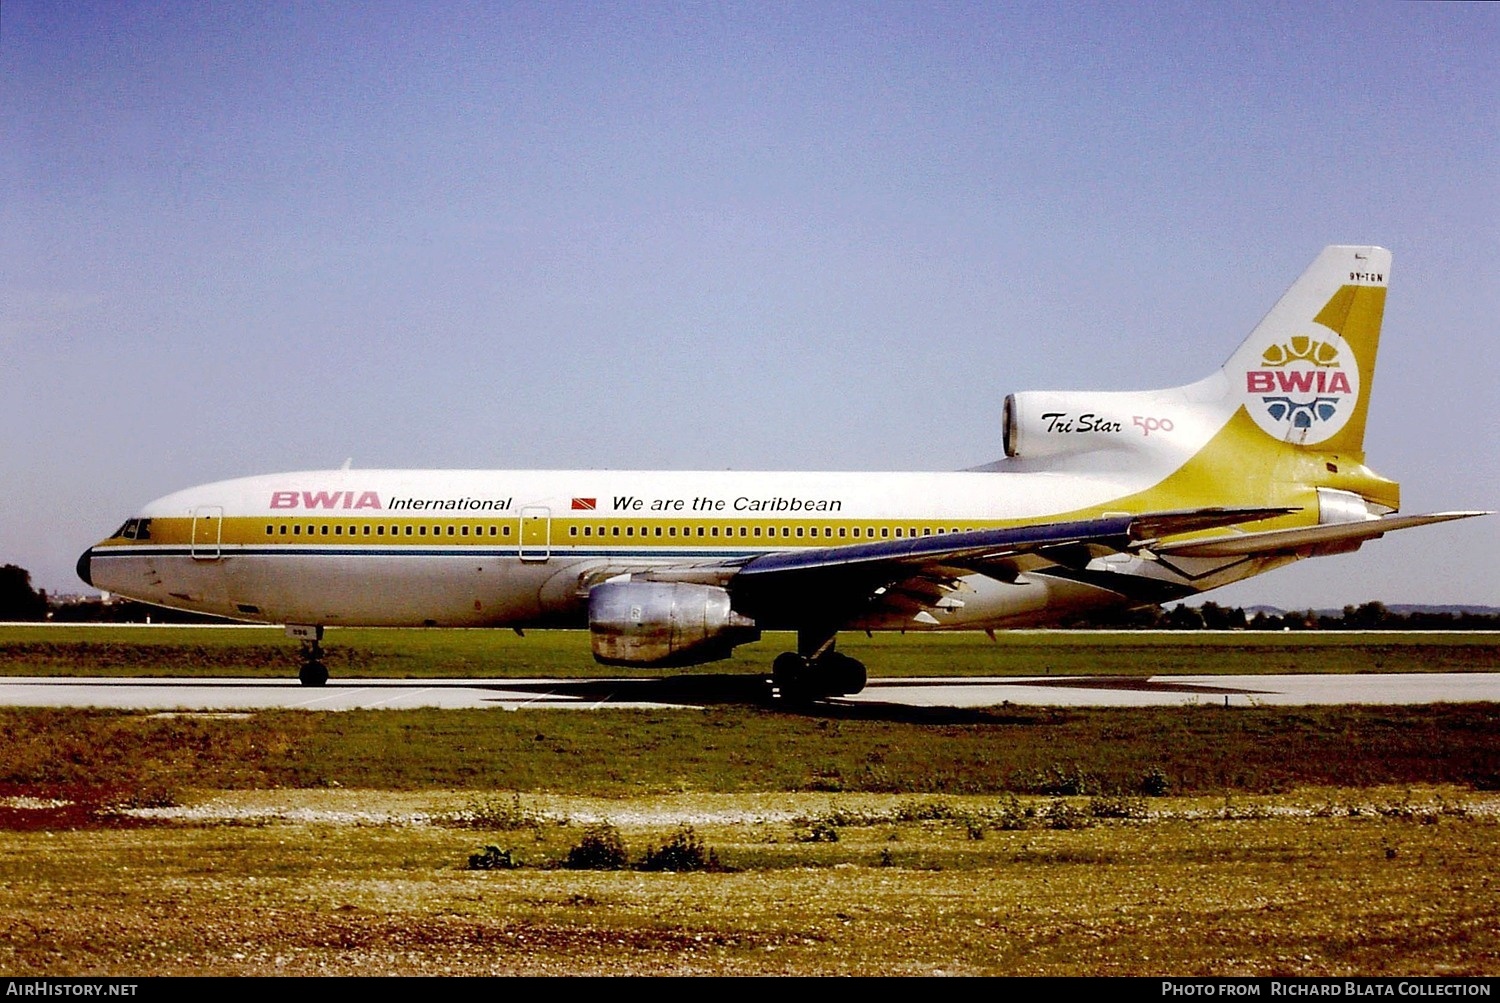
[1243,328,1358,444]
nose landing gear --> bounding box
[298,639,328,686]
[287,625,329,686]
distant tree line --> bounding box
[1077,600,1500,631]
[4,563,1497,629]
[2,564,236,624]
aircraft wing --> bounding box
[637,506,1294,626]
[1150,510,1489,558]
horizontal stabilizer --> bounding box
[1151,511,1488,558]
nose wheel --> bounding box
[298,639,329,686]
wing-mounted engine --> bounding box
[587,580,760,667]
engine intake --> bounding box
[588,581,760,667]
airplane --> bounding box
[76,245,1485,698]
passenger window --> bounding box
[294,526,301,535]
[320,525,329,536]
[796,527,803,537]
[377,526,385,536]
[668,527,676,537]
[655,527,663,537]
[419,526,427,536]
[335,526,342,535]
[753,527,761,537]
[612,527,620,537]
[265,525,273,535]
[279,525,287,535]
[881,528,889,538]
[570,527,578,537]
[853,528,861,538]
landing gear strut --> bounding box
[771,631,866,702]
[298,639,328,686]
[288,625,328,686]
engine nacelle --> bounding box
[588,581,760,667]
[1003,391,1138,459]
[1003,389,1193,460]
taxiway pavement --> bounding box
[0,673,1496,711]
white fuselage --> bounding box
[83,460,1277,631]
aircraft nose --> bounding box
[76,549,93,587]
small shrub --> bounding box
[992,796,1034,831]
[467,845,519,870]
[1088,795,1148,819]
[564,823,628,870]
[446,793,542,831]
[117,786,179,809]
[1043,799,1092,830]
[892,799,956,822]
[637,826,720,872]
[1139,767,1171,797]
[1033,764,1091,796]
[794,819,840,843]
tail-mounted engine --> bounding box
[1003,390,1188,461]
[588,580,760,667]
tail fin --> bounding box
[1222,245,1390,458]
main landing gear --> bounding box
[771,632,867,703]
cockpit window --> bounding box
[116,518,152,540]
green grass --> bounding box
[1,624,1496,678]
[3,703,1496,796]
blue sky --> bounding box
[3,1,1495,607]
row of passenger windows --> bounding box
[265,524,512,537]
[262,522,969,539]
[567,525,964,538]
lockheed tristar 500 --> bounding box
[78,246,1485,699]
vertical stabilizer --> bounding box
[1223,245,1390,458]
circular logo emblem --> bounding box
[1241,326,1359,444]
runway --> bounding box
[1,672,1496,711]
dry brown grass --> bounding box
[0,788,1495,976]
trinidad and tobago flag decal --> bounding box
[571,497,597,510]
